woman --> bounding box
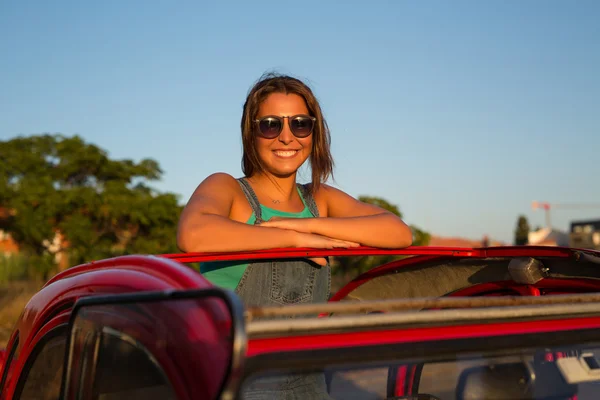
[177,73,412,398]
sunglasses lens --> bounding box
[290,116,314,137]
[258,117,282,138]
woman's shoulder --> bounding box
[192,172,251,215]
[191,172,245,202]
[199,172,242,189]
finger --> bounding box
[260,221,283,228]
[262,220,287,227]
[327,242,355,249]
[308,257,328,266]
[330,239,361,248]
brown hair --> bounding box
[240,72,334,192]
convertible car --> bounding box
[2,245,600,400]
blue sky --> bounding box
[1,0,599,243]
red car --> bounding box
[2,245,600,399]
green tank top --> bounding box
[200,186,314,290]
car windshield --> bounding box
[167,249,600,303]
[236,292,600,400]
[240,343,600,400]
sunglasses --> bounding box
[254,114,316,139]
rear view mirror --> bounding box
[61,288,245,400]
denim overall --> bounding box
[236,178,332,400]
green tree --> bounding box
[332,196,430,281]
[0,134,183,278]
[514,215,530,246]
[357,196,431,248]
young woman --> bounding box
[177,73,412,398]
[178,72,412,299]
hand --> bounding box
[261,218,360,266]
[294,232,360,267]
[293,231,360,249]
[308,257,328,267]
[264,219,361,249]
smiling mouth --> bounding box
[273,150,300,158]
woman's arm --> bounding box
[177,174,360,252]
[261,185,413,249]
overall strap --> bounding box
[297,184,320,217]
[237,178,263,223]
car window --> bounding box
[91,329,176,400]
[15,333,66,400]
[241,343,600,400]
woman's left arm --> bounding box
[262,185,413,248]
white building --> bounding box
[528,227,570,247]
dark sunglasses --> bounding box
[254,114,316,139]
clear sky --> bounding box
[1,0,599,243]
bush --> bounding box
[0,253,31,283]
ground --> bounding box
[0,281,42,347]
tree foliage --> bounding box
[356,196,431,246]
[333,196,430,278]
[0,134,182,277]
[514,215,530,246]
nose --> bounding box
[278,117,294,144]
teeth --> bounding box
[274,150,298,157]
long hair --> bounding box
[240,72,334,192]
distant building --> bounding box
[428,235,504,248]
[0,229,19,256]
[569,219,600,250]
[0,206,69,269]
[0,207,19,256]
[528,227,570,247]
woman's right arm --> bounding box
[176,173,358,253]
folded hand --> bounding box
[260,218,360,267]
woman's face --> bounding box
[255,92,313,178]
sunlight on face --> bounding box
[256,93,313,178]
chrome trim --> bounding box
[62,326,77,399]
[78,330,99,400]
[245,292,600,320]
[219,289,248,400]
[247,302,600,338]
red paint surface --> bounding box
[246,316,600,357]
[162,245,599,265]
[408,364,417,395]
[395,365,407,396]
[447,279,600,297]
[2,246,600,398]
[0,255,224,400]
[159,246,600,263]
[162,246,478,264]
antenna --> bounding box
[532,202,600,229]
